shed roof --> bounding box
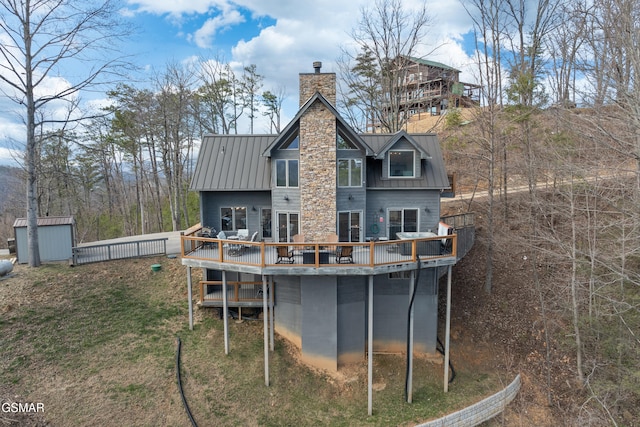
[13,216,75,228]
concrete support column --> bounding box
[444,265,452,392]
[368,275,374,416]
[263,275,270,386]
[187,266,193,330]
[223,270,229,355]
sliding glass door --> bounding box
[277,212,299,242]
[338,211,361,242]
[388,208,418,239]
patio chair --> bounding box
[325,233,338,254]
[276,245,294,264]
[336,246,354,264]
[244,231,259,251]
[292,234,305,254]
[237,229,249,240]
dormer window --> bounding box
[389,150,415,177]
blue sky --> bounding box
[0,0,477,165]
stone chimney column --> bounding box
[298,62,337,242]
[299,62,336,106]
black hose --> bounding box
[405,259,421,401]
[176,337,198,427]
[436,336,456,383]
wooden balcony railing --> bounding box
[180,230,457,270]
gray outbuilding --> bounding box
[13,216,76,264]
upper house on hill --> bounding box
[180,62,475,373]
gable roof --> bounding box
[367,130,432,160]
[190,134,273,191]
[405,56,461,73]
[262,92,373,157]
[362,133,450,190]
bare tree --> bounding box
[339,0,433,133]
[0,0,132,266]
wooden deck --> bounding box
[198,281,266,308]
[181,234,458,276]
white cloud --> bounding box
[192,9,246,48]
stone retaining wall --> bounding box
[417,374,521,427]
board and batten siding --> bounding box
[200,191,271,234]
[366,190,441,239]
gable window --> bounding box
[283,135,299,149]
[221,207,247,231]
[338,159,362,187]
[389,150,415,177]
[276,159,299,187]
[337,131,357,150]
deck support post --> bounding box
[263,275,270,386]
[223,270,229,355]
[407,269,415,403]
[444,265,452,392]
[269,277,275,351]
[368,275,374,416]
[187,266,193,330]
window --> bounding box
[338,159,362,187]
[276,159,299,187]
[261,208,272,239]
[221,207,247,231]
[389,150,415,177]
[283,135,299,149]
[388,208,418,239]
[337,131,357,149]
[277,212,299,242]
[338,211,361,242]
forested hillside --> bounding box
[438,105,639,425]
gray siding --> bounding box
[366,190,441,239]
[200,191,271,234]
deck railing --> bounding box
[73,238,168,265]
[199,280,264,304]
[180,231,457,269]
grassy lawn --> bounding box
[0,257,504,426]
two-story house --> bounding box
[181,63,471,379]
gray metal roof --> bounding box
[13,216,75,228]
[190,134,274,191]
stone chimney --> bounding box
[299,61,336,107]
[298,62,337,242]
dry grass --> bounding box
[0,256,503,426]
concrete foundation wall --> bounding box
[301,276,338,371]
[373,269,438,354]
[337,277,366,365]
[273,276,302,346]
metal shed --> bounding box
[13,216,77,264]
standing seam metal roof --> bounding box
[13,216,75,228]
[190,135,274,191]
[191,132,449,191]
